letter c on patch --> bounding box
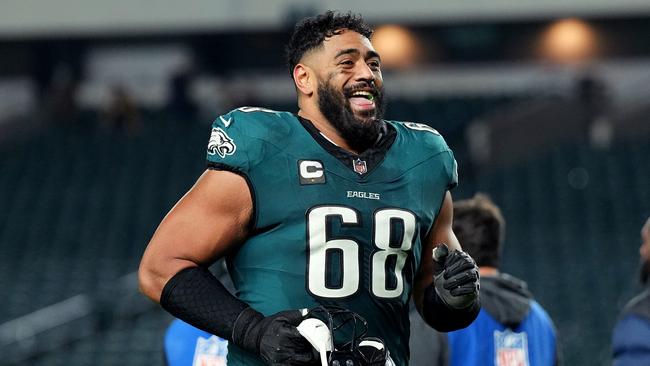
[298,160,325,185]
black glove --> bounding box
[232,307,317,366]
[433,244,480,309]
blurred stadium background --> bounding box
[0,1,649,365]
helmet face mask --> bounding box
[356,338,389,366]
[301,306,389,366]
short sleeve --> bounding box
[398,120,458,191]
[205,111,250,174]
[444,150,458,190]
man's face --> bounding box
[309,30,386,150]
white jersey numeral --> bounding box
[372,209,415,298]
[236,106,280,114]
[403,122,440,135]
[307,206,360,298]
[306,206,416,299]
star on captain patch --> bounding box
[352,158,367,175]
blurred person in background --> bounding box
[104,84,141,137]
[167,67,198,122]
[612,217,650,365]
[164,319,228,366]
[575,72,613,149]
[42,63,80,126]
[410,193,558,366]
[139,10,480,366]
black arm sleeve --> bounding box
[160,266,249,341]
[422,284,481,332]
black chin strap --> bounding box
[373,120,388,145]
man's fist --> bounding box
[232,308,316,365]
[432,244,480,309]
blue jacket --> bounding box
[410,273,558,366]
[164,319,228,366]
[612,289,650,366]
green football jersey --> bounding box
[205,107,458,366]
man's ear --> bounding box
[293,64,315,96]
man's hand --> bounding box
[232,308,317,366]
[432,244,480,309]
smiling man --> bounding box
[139,11,480,366]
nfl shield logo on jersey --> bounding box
[192,335,228,366]
[494,329,529,366]
[352,158,367,175]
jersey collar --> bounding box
[295,114,397,176]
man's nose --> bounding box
[354,61,375,83]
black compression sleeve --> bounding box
[160,266,249,341]
[422,284,481,332]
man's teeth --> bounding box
[350,91,374,101]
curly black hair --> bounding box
[285,10,373,78]
[452,193,505,269]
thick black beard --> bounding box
[317,81,386,153]
[640,260,650,286]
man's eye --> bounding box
[368,61,381,69]
[340,60,354,66]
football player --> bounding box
[139,11,480,366]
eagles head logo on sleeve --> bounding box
[207,127,236,158]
